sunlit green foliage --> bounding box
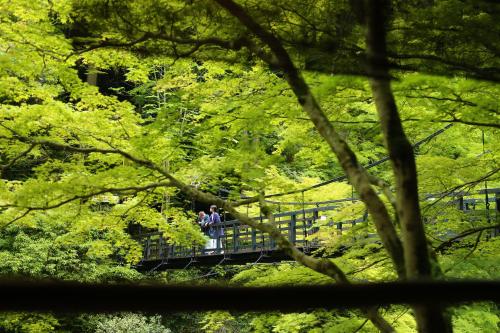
[0,0,499,332]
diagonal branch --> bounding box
[69,31,279,65]
[214,0,405,284]
[1,209,32,230]
[211,1,400,331]
[5,131,397,329]
[1,143,36,176]
[389,52,500,83]
[2,182,173,212]
[435,224,500,253]
[422,167,500,211]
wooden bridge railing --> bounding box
[137,188,500,263]
[138,204,364,262]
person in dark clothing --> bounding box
[209,205,224,253]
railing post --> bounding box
[302,214,308,248]
[259,212,265,250]
[216,225,221,253]
[159,236,164,259]
[142,238,148,261]
[270,217,276,250]
[251,227,257,251]
[156,238,161,259]
[336,222,342,235]
[309,209,320,240]
[223,223,228,253]
[289,214,297,244]
[233,223,238,253]
[145,236,151,260]
[457,196,464,211]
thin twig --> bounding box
[435,224,500,252]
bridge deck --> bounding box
[135,189,500,271]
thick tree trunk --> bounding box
[363,1,452,332]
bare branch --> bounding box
[367,175,397,214]
[1,209,32,230]
[435,224,500,253]
[462,230,483,261]
[1,143,36,176]
[422,167,500,211]
[438,118,500,129]
[389,52,500,83]
[346,257,389,276]
[404,95,499,115]
[2,182,173,212]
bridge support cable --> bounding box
[238,124,454,206]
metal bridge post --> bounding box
[302,213,309,248]
[145,236,151,260]
[309,209,319,235]
[260,217,266,250]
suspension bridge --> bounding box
[133,124,499,271]
[135,188,500,271]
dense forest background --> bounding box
[0,0,499,332]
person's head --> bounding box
[198,211,205,218]
[210,205,217,213]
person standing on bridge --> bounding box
[198,211,211,253]
[209,205,224,253]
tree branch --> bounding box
[422,167,500,211]
[1,182,173,212]
[435,224,500,253]
[1,209,32,230]
[389,52,500,83]
[404,94,499,115]
[0,143,36,176]
[214,0,406,285]
[367,174,397,216]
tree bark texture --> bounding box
[363,1,452,332]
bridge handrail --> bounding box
[135,187,499,266]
